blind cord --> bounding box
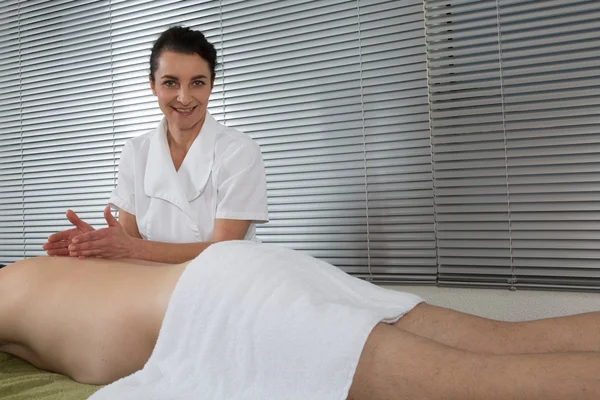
[356,0,372,282]
[495,0,515,290]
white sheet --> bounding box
[89,241,423,400]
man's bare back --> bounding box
[0,256,186,384]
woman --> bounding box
[1,243,600,399]
[42,26,268,263]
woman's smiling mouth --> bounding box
[173,106,196,115]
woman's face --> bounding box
[149,51,213,133]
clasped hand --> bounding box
[43,206,135,259]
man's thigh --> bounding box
[348,323,484,400]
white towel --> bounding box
[89,241,423,400]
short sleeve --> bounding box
[109,140,136,215]
[215,140,269,223]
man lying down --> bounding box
[0,241,599,400]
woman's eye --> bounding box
[193,80,205,87]
[163,81,176,87]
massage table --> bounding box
[0,353,100,399]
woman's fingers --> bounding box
[69,236,114,258]
[103,206,121,227]
[46,229,73,243]
[44,237,71,256]
[44,210,97,255]
[71,230,104,245]
[69,238,108,252]
[43,239,70,250]
[66,209,94,232]
[68,225,133,259]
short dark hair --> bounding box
[149,26,217,84]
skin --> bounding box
[0,256,186,384]
[149,51,212,159]
[395,302,600,355]
[349,323,600,400]
[1,257,600,398]
[43,51,253,263]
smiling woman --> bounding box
[148,32,215,155]
[149,50,214,172]
[42,26,269,264]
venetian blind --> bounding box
[0,0,24,263]
[9,0,116,259]
[425,0,600,289]
[0,0,435,283]
[219,0,434,280]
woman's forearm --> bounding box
[131,239,214,264]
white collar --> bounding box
[144,112,221,217]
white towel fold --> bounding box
[89,241,423,400]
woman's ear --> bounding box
[149,74,157,96]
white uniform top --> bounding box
[109,111,269,243]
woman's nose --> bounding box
[177,88,191,105]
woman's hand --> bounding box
[43,210,95,256]
[67,206,137,259]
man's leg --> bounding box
[348,322,600,400]
[394,303,600,354]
